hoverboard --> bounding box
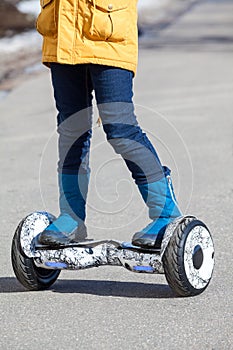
[11,212,214,297]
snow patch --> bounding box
[0,30,41,54]
[138,0,169,10]
[16,0,41,16]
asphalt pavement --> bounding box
[0,0,233,349]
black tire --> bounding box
[11,218,60,291]
[163,217,214,297]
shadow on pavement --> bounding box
[140,35,233,52]
[0,277,176,298]
[52,279,176,299]
[139,0,233,53]
[0,277,26,293]
[138,0,201,37]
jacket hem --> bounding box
[42,55,137,75]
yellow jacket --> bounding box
[36,0,138,74]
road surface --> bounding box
[0,0,232,349]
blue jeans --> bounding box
[51,63,163,185]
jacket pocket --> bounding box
[84,0,130,42]
[36,0,57,37]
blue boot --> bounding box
[132,167,182,249]
[38,173,89,246]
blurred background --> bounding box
[0,0,195,98]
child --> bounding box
[37,0,181,248]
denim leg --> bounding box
[89,65,163,185]
[51,63,93,175]
[49,63,93,227]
